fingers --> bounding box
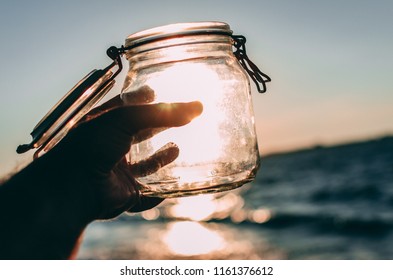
[106,101,203,135]
[80,86,155,122]
[57,96,202,174]
[130,142,179,177]
[132,127,168,144]
[117,156,165,213]
[121,85,156,105]
[78,95,124,124]
[127,195,164,213]
[115,158,165,213]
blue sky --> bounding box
[1,0,392,176]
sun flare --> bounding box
[148,63,225,165]
[162,221,226,256]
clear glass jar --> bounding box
[121,22,260,198]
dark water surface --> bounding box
[79,136,393,259]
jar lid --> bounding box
[125,21,233,49]
[17,68,115,156]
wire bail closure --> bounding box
[231,35,271,93]
[111,34,271,93]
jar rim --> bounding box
[125,21,232,49]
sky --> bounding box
[0,0,392,176]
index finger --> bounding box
[103,101,203,135]
[81,86,156,122]
[62,101,203,172]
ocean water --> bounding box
[78,136,393,260]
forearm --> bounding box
[0,156,94,259]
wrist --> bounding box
[29,152,99,224]
[4,157,95,259]
[0,155,95,259]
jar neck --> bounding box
[125,34,234,70]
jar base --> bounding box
[139,174,255,198]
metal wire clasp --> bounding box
[113,34,272,93]
[231,35,271,93]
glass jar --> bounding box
[121,22,260,198]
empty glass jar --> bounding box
[121,22,260,198]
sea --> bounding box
[78,136,393,260]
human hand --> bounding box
[35,86,203,221]
[0,86,202,259]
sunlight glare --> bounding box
[162,221,226,256]
[169,195,216,221]
[148,63,225,164]
[141,208,160,221]
[249,208,272,224]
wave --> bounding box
[217,211,393,237]
[310,183,383,203]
